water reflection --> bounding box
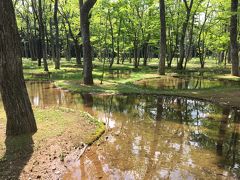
[106,69,132,79]
[135,76,239,90]
[26,82,240,179]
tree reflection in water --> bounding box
[25,83,240,179]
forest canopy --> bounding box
[14,0,238,71]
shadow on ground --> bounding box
[0,134,34,179]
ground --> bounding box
[0,107,105,180]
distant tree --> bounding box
[230,0,239,76]
[177,0,193,70]
[54,0,61,69]
[0,1,37,135]
[38,0,49,71]
[159,0,166,75]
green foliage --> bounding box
[15,0,237,71]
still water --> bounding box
[26,82,240,179]
[135,76,239,90]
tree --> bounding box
[177,0,193,70]
[38,0,49,71]
[159,0,166,75]
[230,0,239,76]
[59,0,82,66]
[0,0,37,136]
[13,0,239,72]
[80,0,97,85]
[54,0,61,69]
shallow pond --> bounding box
[26,82,240,179]
[135,76,239,90]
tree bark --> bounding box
[54,0,60,69]
[159,0,166,75]
[49,18,56,61]
[0,0,37,136]
[143,42,148,66]
[64,15,82,65]
[116,18,122,65]
[73,39,82,65]
[38,0,48,71]
[230,0,239,76]
[80,0,96,85]
[108,10,115,69]
[177,0,193,70]
[184,13,195,69]
[133,37,139,69]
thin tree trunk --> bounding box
[159,0,166,75]
[31,0,42,66]
[74,39,82,65]
[143,42,148,66]
[184,13,195,69]
[116,18,122,65]
[133,38,138,69]
[49,18,55,61]
[108,11,115,69]
[64,16,81,65]
[65,29,71,61]
[38,0,48,71]
[177,0,193,70]
[54,0,60,69]
[230,0,239,76]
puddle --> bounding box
[135,76,239,90]
[25,82,240,179]
[105,69,132,79]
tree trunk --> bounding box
[177,0,193,70]
[108,10,115,69]
[143,42,148,66]
[184,14,195,69]
[65,32,71,61]
[38,0,48,71]
[80,0,96,85]
[65,16,81,65]
[133,39,138,69]
[227,46,231,63]
[116,18,122,65]
[0,0,37,136]
[159,0,166,75]
[230,0,239,76]
[54,0,60,69]
[49,18,55,61]
[74,39,82,66]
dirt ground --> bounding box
[0,108,105,180]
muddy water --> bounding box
[26,82,240,179]
[135,77,239,90]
